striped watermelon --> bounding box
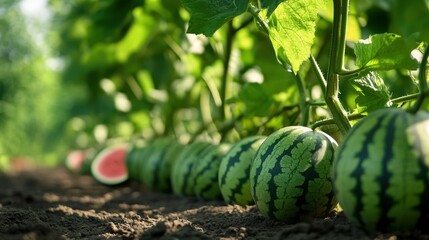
[126,142,147,181]
[193,143,231,200]
[333,108,429,232]
[250,126,338,222]
[171,141,213,196]
[140,138,184,192]
[218,136,266,206]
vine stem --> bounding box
[325,0,351,135]
[248,3,269,34]
[220,21,235,121]
[312,112,365,129]
[410,44,429,113]
[295,74,310,126]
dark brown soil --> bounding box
[0,167,427,240]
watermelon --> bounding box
[218,136,266,206]
[91,144,129,185]
[171,141,213,196]
[193,143,231,200]
[250,126,338,222]
[126,144,146,181]
[140,138,184,192]
[65,150,86,174]
[333,108,429,233]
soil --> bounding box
[0,167,428,240]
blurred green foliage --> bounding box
[0,0,427,169]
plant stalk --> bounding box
[220,21,235,121]
[295,74,310,126]
[325,0,351,135]
[410,44,429,113]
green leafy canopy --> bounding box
[180,0,249,36]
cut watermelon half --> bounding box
[91,145,129,185]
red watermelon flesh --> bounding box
[91,145,129,185]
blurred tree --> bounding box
[0,0,70,166]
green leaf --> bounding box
[354,33,420,71]
[351,72,392,113]
[267,0,323,73]
[391,0,429,43]
[237,83,274,117]
[181,0,249,36]
[259,0,284,17]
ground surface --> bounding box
[0,167,427,240]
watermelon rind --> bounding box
[250,126,338,222]
[91,144,129,185]
[218,136,266,206]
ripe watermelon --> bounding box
[140,138,184,192]
[171,141,213,196]
[91,144,129,185]
[333,108,429,233]
[218,136,266,206]
[250,126,338,222]
[193,143,231,200]
[126,144,146,181]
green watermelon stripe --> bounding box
[347,117,384,229]
[294,137,330,218]
[180,145,210,195]
[199,178,218,198]
[194,153,218,194]
[413,125,429,229]
[152,144,169,190]
[252,134,285,204]
[265,131,313,220]
[376,115,397,231]
[219,140,257,203]
[181,161,195,195]
[219,140,254,187]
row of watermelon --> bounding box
[65,108,429,234]
[65,126,338,224]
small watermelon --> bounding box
[218,136,266,206]
[91,144,129,185]
[139,138,171,191]
[65,150,86,174]
[250,126,338,222]
[171,141,213,196]
[126,144,145,181]
[334,108,429,233]
[193,143,231,200]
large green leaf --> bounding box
[391,0,429,43]
[354,33,420,71]
[181,0,249,36]
[352,71,391,113]
[267,0,323,73]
